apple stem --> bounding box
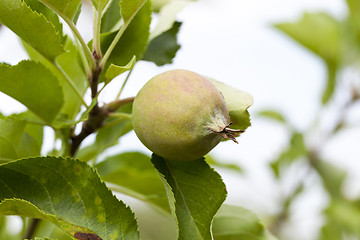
[219,123,244,144]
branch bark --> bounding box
[24,218,40,239]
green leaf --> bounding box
[346,0,360,18]
[120,0,148,23]
[76,102,133,161]
[208,78,253,131]
[101,0,151,72]
[152,0,171,12]
[0,156,140,240]
[0,61,63,124]
[0,116,26,163]
[0,199,69,234]
[0,216,4,230]
[346,0,360,31]
[150,1,188,39]
[77,98,98,125]
[143,21,182,66]
[0,0,64,60]
[0,117,26,151]
[257,110,287,124]
[0,216,20,240]
[35,220,74,240]
[152,0,195,13]
[105,55,136,84]
[212,205,276,240]
[275,13,342,104]
[270,132,307,178]
[73,3,82,25]
[151,155,227,240]
[37,0,82,21]
[24,0,64,38]
[205,155,243,174]
[91,102,133,147]
[275,12,341,64]
[17,125,43,158]
[16,112,44,158]
[96,152,170,212]
[0,113,43,160]
[0,137,18,161]
[101,0,121,33]
[90,0,110,11]
[55,37,88,122]
[312,160,346,198]
[322,63,337,104]
[318,220,343,240]
[0,217,4,236]
[23,37,88,125]
[324,199,360,235]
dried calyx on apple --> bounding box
[132,69,245,161]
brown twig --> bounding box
[70,103,108,156]
[70,52,105,157]
[24,218,40,239]
[69,62,135,157]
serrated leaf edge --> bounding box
[0,156,140,239]
[0,60,64,124]
[20,0,64,59]
[151,155,227,240]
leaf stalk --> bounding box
[42,2,97,70]
[116,66,135,99]
[54,61,88,107]
[65,18,97,70]
[92,7,102,60]
[99,21,130,69]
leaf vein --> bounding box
[0,177,18,198]
[1,166,57,216]
[165,161,203,239]
[30,160,91,229]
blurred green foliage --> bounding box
[259,1,360,238]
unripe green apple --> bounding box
[132,69,241,161]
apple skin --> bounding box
[132,69,232,161]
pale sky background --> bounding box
[1,0,359,239]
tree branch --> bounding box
[70,103,108,156]
[24,218,40,239]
